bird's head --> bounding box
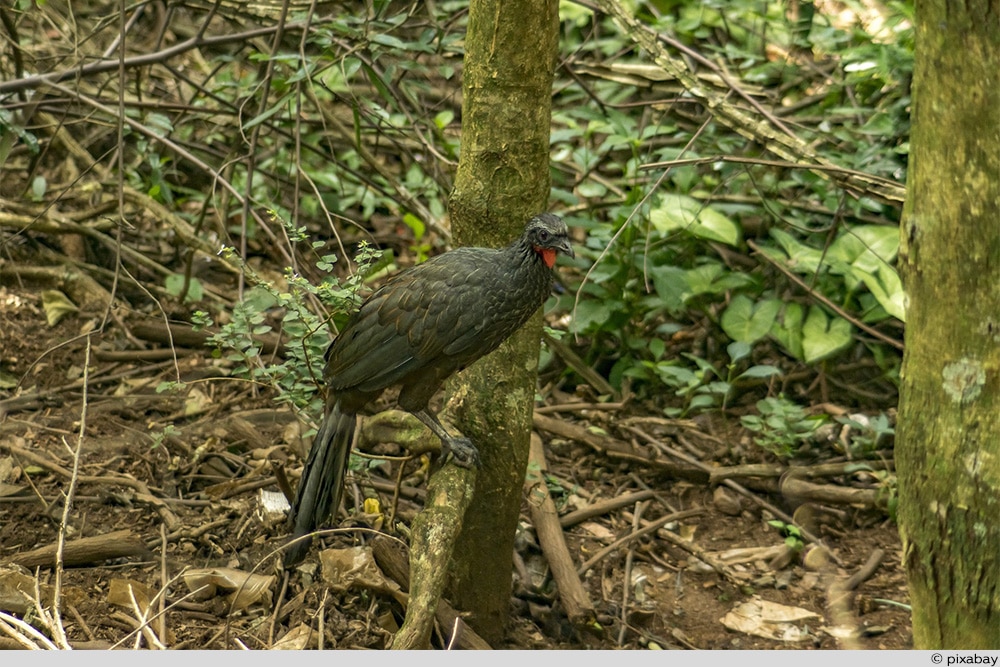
[525,213,575,268]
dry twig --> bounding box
[524,433,597,629]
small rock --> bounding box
[775,569,794,589]
[713,487,742,516]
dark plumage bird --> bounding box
[284,213,574,567]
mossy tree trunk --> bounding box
[896,0,1000,649]
[445,0,559,643]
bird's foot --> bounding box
[441,436,481,469]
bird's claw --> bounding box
[441,436,481,469]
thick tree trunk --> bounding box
[445,0,559,643]
[896,0,1000,649]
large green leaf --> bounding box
[721,295,782,343]
[770,302,805,361]
[649,265,688,313]
[683,263,756,298]
[829,225,905,321]
[856,264,906,321]
[649,193,741,246]
[766,228,824,275]
[801,306,853,362]
[829,225,899,271]
[768,226,905,321]
[570,298,618,335]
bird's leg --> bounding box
[411,409,481,469]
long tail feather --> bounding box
[284,401,355,567]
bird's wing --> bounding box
[323,250,496,392]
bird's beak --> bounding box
[558,238,575,259]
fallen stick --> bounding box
[130,321,284,357]
[779,476,881,509]
[10,530,152,568]
[559,489,658,529]
[524,433,597,630]
[532,413,706,482]
[709,459,894,484]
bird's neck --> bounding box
[508,236,549,269]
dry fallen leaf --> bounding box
[107,578,154,615]
[319,546,389,592]
[40,290,78,327]
[721,596,821,641]
[0,566,85,615]
[272,623,314,650]
[181,567,275,611]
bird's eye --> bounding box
[538,230,550,242]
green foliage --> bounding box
[649,193,742,246]
[872,468,898,521]
[634,341,780,417]
[190,310,213,330]
[767,519,805,551]
[149,424,182,450]
[156,380,185,394]
[165,274,204,303]
[741,397,827,459]
[836,412,895,455]
[551,0,910,411]
[0,108,40,163]
[208,222,384,421]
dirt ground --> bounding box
[0,284,910,650]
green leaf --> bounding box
[727,340,751,363]
[433,110,454,129]
[156,381,184,393]
[856,263,905,321]
[145,112,175,137]
[31,175,46,201]
[186,277,204,302]
[829,225,896,268]
[766,228,824,274]
[801,307,853,362]
[243,286,279,311]
[403,213,426,240]
[681,264,755,300]
[165,274,204,303]
[829,226,904,320]
[370,33,408,50]
[770,302,805,360]
[242,92,294,132]
[578,181,608,198]
[688,394,716,411]
[570,298,616,335]
[721,295,782,343]
[649,193,741,246]
[361,63,393,106]
[650,265,687,313]
[654,363,699,390]
[737,365,782,380]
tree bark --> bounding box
[445,0,559,643]
[896,0,1000,649]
